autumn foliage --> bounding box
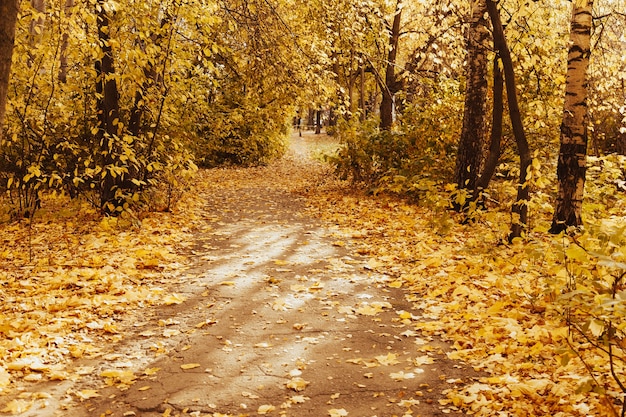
[0,0,626,415]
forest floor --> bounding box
[0,132,478,417]
[0,131,612,417]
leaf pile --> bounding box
[306,185,624,416]
[0,194,197,394]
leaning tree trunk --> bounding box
[453,0,490,204]
[379,0,402,130]
[476,56,504,192]
[0,0,20,139]
[486,0,532,241]
[550,0,594,233]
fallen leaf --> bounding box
[162,293,186,305]
[328,408,348,417]
[258,404,276,414]
[375,353,400,366]
[0,367,11,390]
[290,395,309,404]
[163,328,180,337]
[286,377,310,392]
[390,371,416,381]
[101,369,136,385]
[144,367,160,376]
[413,355,435,366]
[180,363,201,370]
[75,390,101,400]
[1,399,32,414]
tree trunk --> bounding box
[315,110,321,134]
[550,0,594,233]
[453,0,490,202]
[95,0,122,211]
[379,0,402,130]
[486,0,532,241]
[58,0,74,83]
[0,0,20,139]
[476,56,504,191]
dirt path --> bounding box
[15,132,474,417]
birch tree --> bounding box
[550,0,594,233]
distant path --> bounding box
[57,132,471,416]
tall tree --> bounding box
[95,0,123,211]
[476,56,504,192]
[485,0,532,241]
[550,0,594,233]
[0,0,20,139]
[453,0,490,203]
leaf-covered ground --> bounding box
[0,132,621,416]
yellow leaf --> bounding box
[0,367,10,390]
[290,395,308,404]
[375,353,400,366]
[356,304,380,316]
[101,369,136,385]
[144,367,160,376]
[397,310,412,320]
[162,293,187,305]
[219,281,236,286]
[588,319,605,338]
[180,363,201,370]
[75,389,101,400]
[138,386,151,391]
[258,404,276,414]
[328,408,348,417]
[413,355,435,366]
[285,377,310,392]
[2,399,32,414]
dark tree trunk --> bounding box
[550,1,594,233]
[0,0,20,138]
[95,0,122,212]
[453,0,490,202]
[476,56,504,191]
[486,0,532,241]
[315,110,321,134]
[379,0,402,130]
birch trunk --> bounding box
[550,0,594,233]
